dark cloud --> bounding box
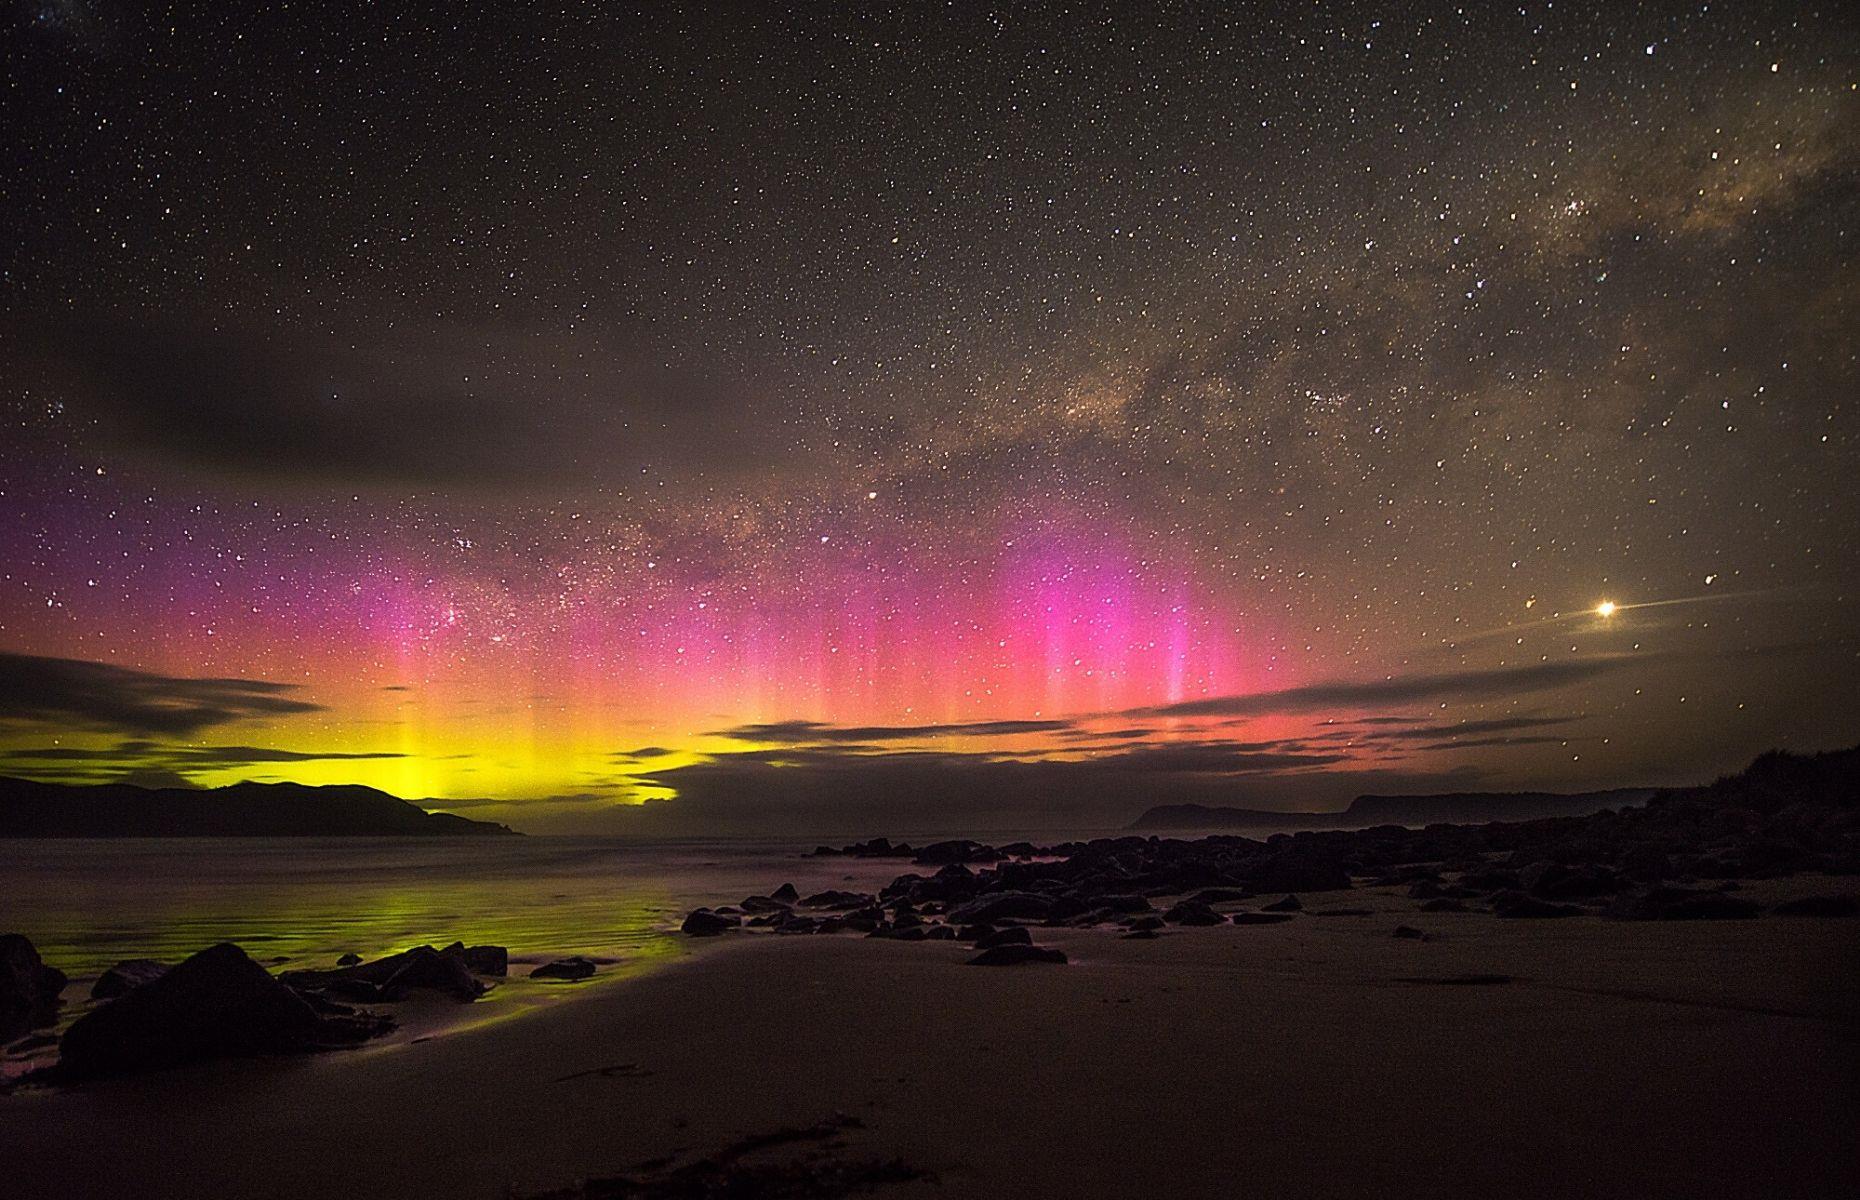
[1355,715,1581,744]
[1413,735,1576,751]
[614,744,1485,836]
[0,739,407,786]
[23,318,809,494]
[1126,660,1644,720]
[612,746,677,761]
[0,652,320,736]
[712,717,1075,743]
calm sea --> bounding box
[1,833,975,1076]
[0,835,932,982]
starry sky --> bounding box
[1,2,1856,833]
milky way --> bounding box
[1,4,1855,830]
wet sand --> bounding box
[4,880,1856,1199]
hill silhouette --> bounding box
[1131,788,1656,831]
[0,777,516,837]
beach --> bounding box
[5,871,1855,1199]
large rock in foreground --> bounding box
[1,933,67,1043]
[59,942,389,1081]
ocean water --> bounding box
[0,834,928,1074]
[0,835,926,981]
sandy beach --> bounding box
[5,874,1854,1200]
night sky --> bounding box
[2,2,1856,832]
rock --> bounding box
[1127,915,1166,932]
[1229,912,1295,925]
[1261,894,1303,912]
[770,883,800,904]
[1162,901,1225,926]
[528,957,598,981]
[682,909,741,936]
[740,895,791,913]
[1187,887,1255,905]
[1391,925,1427,940]
[1770,895,1859,917]
[1106,894,1160,914]
[0,934,67,1042]
[974,927,1032,950]
[946,892,1055,924]
[1418,898,1470,913]
[336,953,363,967]
[1489,891,1582,918]
[456,945,508,977]
[90,959,170,1001]
[378,946,487,1000]
[799,890,873,910]
[967,945,1067,966]
[1608,886,1756,921]
[925,925,957,940]
[1656,893,1761,920]
[1248,853,1351,893]
[58,943,388,1081]
[912,839,1001,866]
[281,944,488,1001]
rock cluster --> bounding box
[679,746,1860,953]
[58,943,391,1081]
[1,933,528,1082]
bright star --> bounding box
[1596,600,1617,618]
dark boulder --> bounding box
[799,890,873,910]
[740,895,791,914]
[1248,854,1351,893]
[281,944,488,1000]
[1187,888,1255,905]
[1771,895,1859,917]
[947,892,1055,924]
[913,839,1001,866]
[1608,886,1756,921]
[1391,926,1427,940]
[90,959,170,1001]
[529,956,598,981]
[0,933,67,1042]
[770,883,800,904]
[1489,891,1582,918]
[378,946,487,1000]
[1229,912,1295,925]
[1086,894,1155,914]
[1261,895,1303,913]
[1657,893,1761,920]
[336,953,363,967]
[58,943,387,1080]
[967,945,1067,966]
[682,909,741,936]
[1162,901,1225,926]
[456,945,508,977]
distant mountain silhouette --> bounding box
[0,777,517,837]
[1130,787,1654,831]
